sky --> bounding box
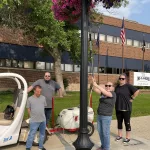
[95,0,150,26]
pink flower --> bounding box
[52,0,122,23]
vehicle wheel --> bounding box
[33,131,48,146]
[87,122,94,136]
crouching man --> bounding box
[26,85,47,150]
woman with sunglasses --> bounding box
[115,74,139,143]
[92,77,116,150]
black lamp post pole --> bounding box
[73,0,94,149]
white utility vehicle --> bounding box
[0,73,48,147]
[56,106,95,136]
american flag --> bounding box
[120,18,126,46]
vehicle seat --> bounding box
[0,107,20,126]
[0,89,23,126]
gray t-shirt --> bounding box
[26,95,47,122]
[32,79,60,108]
[97,91,116,116]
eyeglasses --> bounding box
[45,75,50,77]
[105,85,112,87]
[119,78,125,80]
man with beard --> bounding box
[28,72,63,127]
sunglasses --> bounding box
[105,85,112,87]
[45,75,50,77]
[119,78,125,80]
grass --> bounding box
[0,91,150,124]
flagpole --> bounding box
[96,26,100,84]
[120,17,125,74]
[142,35,146,72]
[98,45,100,84]
[142,50,145,72]
[107,47,108,82]
[122,45,124,73]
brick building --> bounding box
[0,15,150,91]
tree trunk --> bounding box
[51,49,66,96]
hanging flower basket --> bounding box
[52,0,122,23]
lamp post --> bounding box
[73,0,94,149]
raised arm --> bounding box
[92,77,113,97]
[27,86,33,93]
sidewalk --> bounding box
[1,116,150,150]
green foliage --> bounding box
[0,0,81,60]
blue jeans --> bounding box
[45,108,52,126]
[97,115,112,150]
[26,121,46,149]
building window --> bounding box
[65,64,73,71]
[106,68,112,74]
[12,60,18,68]
[61,64,64,71]
[93,67,98,73]
[100,34,105,41]
[117,68,121,74]
[94,33,98,40]
[46,62,51,70]
[99,67,105,73]
[148,43,150,49]
[6,59,11,67]
[139,41,142,47]
[51,63,54,70]
[91,33,95,40]
[113,37,117,43]
[117,37,120,43]
[126,39,132,46]
[107,35,113,43]
[36,61,45,69]
[88,66,97,73]
[74,65,80,72]
[133,40,139,47]
[145,42,149,48]
[24,61,34,69]
[18,61,23,68]
[88,66,92,73]
[0,59,5,67]
[112,68,117,74]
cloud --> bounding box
[95,0,150,21]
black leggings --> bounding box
[116,110,131,131]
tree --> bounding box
[0,0,128,95]
[0,0,81,95]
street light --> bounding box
[73,0,94,149]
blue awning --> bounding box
[0,42,150,71]
[0,43,54,62]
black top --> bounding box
[115,84,138,111]
[97,91,116,116]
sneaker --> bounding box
[115,136,122,141]
[123,138,130,143]
[39,148,46,150]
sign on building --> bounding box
[134,72,150,86]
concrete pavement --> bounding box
[1,116,150,150]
